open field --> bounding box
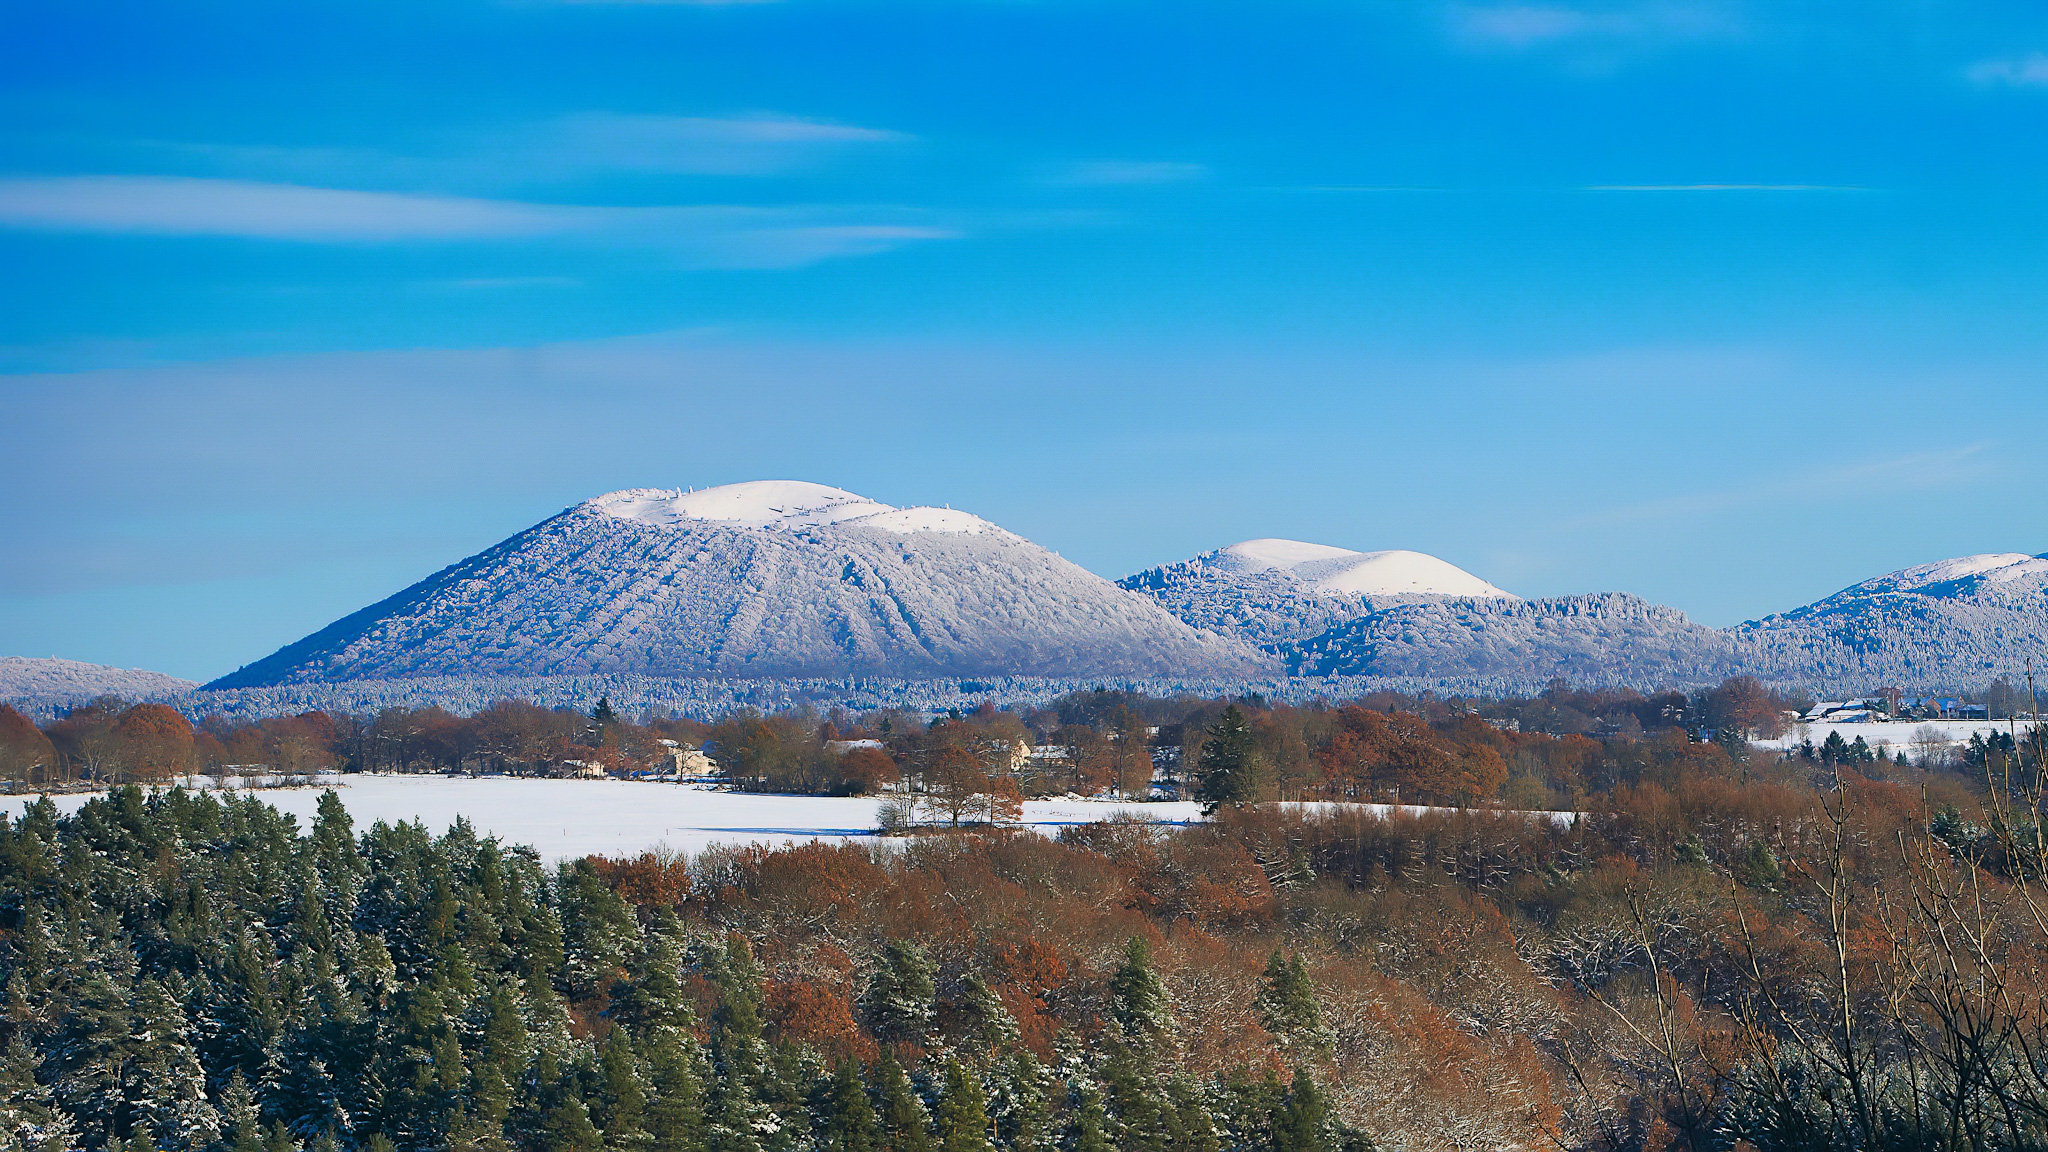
[1754,718,2041,754]
[0,775,1201,860]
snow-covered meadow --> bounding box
[0,775,1200,862]
[1754,719,2039,756]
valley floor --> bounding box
[0,775,1201,860]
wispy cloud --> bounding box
[1450,2,1741,51]
[1585,183,1868,192]
[543,0,778,6]
[130,112,912,185]
[1966,53,2048,88]
[1045,160,1211,187]
[0,176,958,268]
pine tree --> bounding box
[816,1059,880,1152]
[614,914,694,1034]
[0,1036,75,1152]
[594,1028,653,1149]
[862,941,937,1045]
[1269,1070,1329,1152]
[219,1072,266,1152]
[1066,1087,1112,1152]
[542,1096,606,1152]
[122,976,222,1150]
[1193,707,1263,814]
[934,1060,993,1152]
[643,1032,709,1152]
[1254,952,1329,1058]
[1166,1076,1220,1152]
[872,1051,933,1152]
[987,1052,1051,1152]
[956,975,1019,1053]
[1108,938,1170,1042]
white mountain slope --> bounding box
[1135,539,2048,690]
[1210,539,1516,599]
[1737,552,2048,685]
[0,657,197,703]
[1119,538,1514,647]
[208,481,1273,688]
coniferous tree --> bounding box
[1268,1070,1328,1152]
[1108,939,1170,1043]
[861,941,937,1045]
[541,1096,606,1152]
[987,1052,1051,1152]
[1065,1088,1111,1152]
[593,1028,652,1149]
[0,1035,74,1152]
[1254,952,1329,1058]
[934,1060,993,1152]
[816,1059,879,1152]
[1193,707,1263,814]
[872,1051,932,1152]
[642,1032,709,1152]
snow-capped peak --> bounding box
[1854,552,2048,595]
[1208,538,1515,599]
[581,481,999,535]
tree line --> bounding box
[5,678,1821,816]
[10,715,2048,1148]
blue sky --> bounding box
[5,0,2048,681]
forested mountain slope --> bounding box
[210,482,1270,689]
[1127,538,2048,690]
[0,657,195,704]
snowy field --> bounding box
[0,775,1201,861]
[1755,719,2041,755]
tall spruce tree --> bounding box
[1255,952,1329,1058]
[1193,707,1263,814]
[816,1059,880,1152]
[933,1060,993,1152]
[1108,939,1171,1043]
[872,1051,933,1152]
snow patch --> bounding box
[583,481,998,537]
[849,507,1001,536]
[1212,539,1514,599]
[0,777,1203,862]
[587,481,891,529]
[1878,552,2048,591]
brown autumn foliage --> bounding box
[563,713,2048,1151]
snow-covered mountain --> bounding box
[1279,592,1741,686]
[1132,539,2048,691]
[1737,552,2048,686]
[1119,538,1514,647]
[208,481,1273,688]
[0,657,197,704]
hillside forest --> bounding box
[8,680,2048,1148]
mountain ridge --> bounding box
[208,481,1273,689]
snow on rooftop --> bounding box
[582,481,996,535]
[1210,538,1515,599]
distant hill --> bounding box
[1128,540,2048,692]
[1278,592,1741,686]
[209,481,1273,688]
[1118,538,1512,647]
[1738,553,2048,688]
[0,657,197,704]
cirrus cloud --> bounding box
[1966,53,2048,88]
[0,176,958,268]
